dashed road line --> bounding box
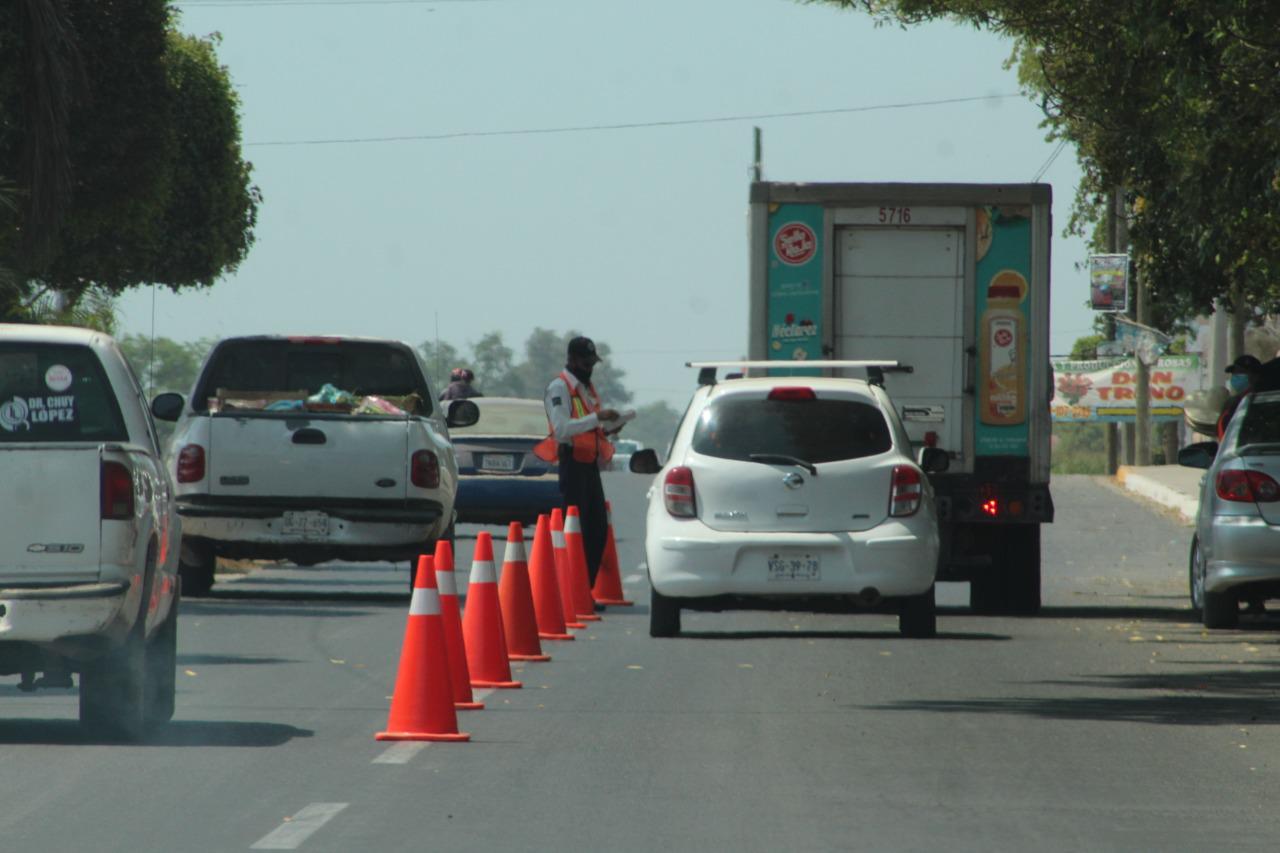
[625,573,643,585]
[251,802,348,850]
[371,689,494,764]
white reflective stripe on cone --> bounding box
[436,569,457,596]
[503,539,527,565]
[409,587,442,617]
[564,514,582,534]
[470,560,497,584]
[552,531,565,548]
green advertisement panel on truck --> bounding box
[748,182,1053,614]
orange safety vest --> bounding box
[533,372,615,465]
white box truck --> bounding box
[748,182,1054,614]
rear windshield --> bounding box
[1238,396,1280,448]
[193,340,430,413]
[691,395,892,464]
[0,343,128,443]
[451,399,546,437]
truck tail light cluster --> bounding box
[663,466,697,518]
[177,444,206,484]
[1216,469,1280,503]
[411,450,441,489]
[889,465,923,517]
[101,461,134,520]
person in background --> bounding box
[1218,355,1263,439]
[534,337,620,594]
[439,367,482,401]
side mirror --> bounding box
[918,446,949,474]
[629,448,662,475]
[151,392,185,422]
[1178,441,1218,469]
[446,398,480,428]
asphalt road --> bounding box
[2,473,1279,852]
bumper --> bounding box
[1205,517,1280,593]
[647,516,939,600]
[455,475,561,524]
[0,582,131,644]
[177,496,443,547]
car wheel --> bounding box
[145,585,179,727]
[1202,588,1239,629]
[1188,536,1206,615]
[81,551,156,742]
[649,587,681,638]
[178,537,215,598]
[899,584,937,638]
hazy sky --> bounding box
[120,0,1093,407]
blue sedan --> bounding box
[451,397,561,526]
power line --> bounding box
[247,93,1024,147]
[1031,137,1069,182]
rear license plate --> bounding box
[767,552,821,581]
[282,511,330,538]
[480,454,516,472]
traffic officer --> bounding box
[1218,354,1263,439]
[534,337,620,590]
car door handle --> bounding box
[292,428,327,445]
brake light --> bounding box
[889,465,923,517]
[411,450,440,488]
[663,466,697,518]
[981,498,999,517]
[767,387,816,401]
[1216,469,1280,503]
[101,461,134,520]
[177,445,205,483]
[286,336,341,345]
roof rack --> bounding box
[687,360,912,387]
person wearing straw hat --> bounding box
[533,337,620,592]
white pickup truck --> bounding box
[0,324,180,740]
[150,335,477,595]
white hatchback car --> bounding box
[634,363,944,638]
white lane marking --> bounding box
[250,803,348,850]
[371,689,495,765]
[624,573,643,585]
[373,743,425,765]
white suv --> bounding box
[634,363,945,638]
[0,324,180,740]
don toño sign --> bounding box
[1051,355,1202,423]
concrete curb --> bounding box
[1115,466,1198,524]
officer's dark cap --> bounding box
[1226,354,1263,374]
[567,336,601,365]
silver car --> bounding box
[1179,390,1280,628]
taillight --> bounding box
[177,444,205,483]
[663,466,696,518]
[1216,469,1280,503]
[767,387,816,401]
[889,465,923,517]
[412,450,440,488]
[101,461,134,520]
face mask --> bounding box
[1229,374,1250,393]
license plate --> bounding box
[480,454,516,472]
[282,510,330,538]
[767,552,821,581]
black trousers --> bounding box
[558,452,608,586]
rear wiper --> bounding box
[749,453,818,476]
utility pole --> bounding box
[1103,198,1119,475]
[752,127,763,183]
[1115,187,1136,466]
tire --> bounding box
[1202,588,1239,629]
[649,587,681,638]
[1188,536,1206,615]
[179,537,215,598]
[145,585,179,726]
[899,584,937,638]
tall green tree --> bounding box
[0,2,260,321]
[117,334,212,395]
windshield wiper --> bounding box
[748,453,818,476]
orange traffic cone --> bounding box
[434,542,483,710]
[551,509,593,625]
[462,532,522,689]
[592,501,634,606]
[528,514,575,641]
[498,523,551,662]
[376,556,470,742]
[564,506,602,620]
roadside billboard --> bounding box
[1051,355,1201,422]
[1089,254,1129,312]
